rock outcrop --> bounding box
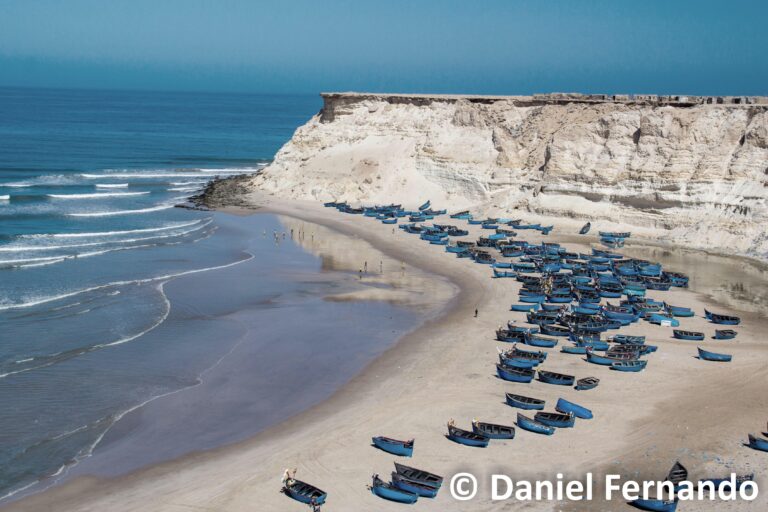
[241,92,768,260]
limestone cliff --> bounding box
[242,93,768,260]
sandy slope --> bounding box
[8,194,767,512]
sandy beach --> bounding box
[6,192,767,512]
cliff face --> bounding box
[248,93,768,260]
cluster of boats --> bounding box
[283,200,753,509]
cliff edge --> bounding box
[236,92,768,260]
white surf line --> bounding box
[0,251,254,312]
[0,220,213,251]
[0,195,9,201]
[25,219,207,238]
[67,203,175,217]
[81,170,257,179]
[95,183,129,188]
[47,192,149,199]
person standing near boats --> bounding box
[281,467,297,488]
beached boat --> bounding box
[450,210,472,219]
[555,398,593,419]
[505,393,545,410]
[370,474,418,504]
[704,309,741,325]
[394,463,443,488]
[381,218,397,224]
[534,411,575,428]
[496,364,536,383]
[418,200,431,211]
[561,345,587,355]
[526,334,559,348]
[747,434,768,452]
[284,479,328,506]
[498,353,539,369]
[646,313,680,327]
[472,420,515,439]
[714,329,737,340]
[512,344,548,361]
[575,377,600,390]
[697,473,754,492]
[537,370,575,386]
[372,436,414,457]
[516,413,555,435]
[447,424,490,447]
[493,268,516,278]
[539,324,571,337]
[579,222,591,234]
[511,303,539,312]
[673,330,705,341]
[611,334,645,345]
[697,347,732,362]
[664,302,694,317]
[630,498,678,511]
[611,360,647,372]
[390,472,439,498]
[586,350,635,366]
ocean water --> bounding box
[0,88,427,501]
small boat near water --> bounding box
[673,330,705,341]
[372,436,414,457]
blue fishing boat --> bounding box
[747,434,768,452]
[579,222,591,234]
[537,370,575,386]
[511,303,539,312]
[673,330,704,341]
[534,411,575,428]
[418,200,431,211]
[586,350,632,366]
[575,377,600,390]
[447,424,490,447]
[539,324,571,337]
[555,398,593,419]
[370,474,418,504]
[283,480,328,506]
[446,245,469,254]
[372,436,414,457]
[381,218,397,224]
[611,334,646,345]
[513,344,548,361]
[516,413,555,435]
[611,360,647,372]
[493,268,516,278]
[714,329,737,340]
[630,498,678,511]
[505,393,545,410]
[561,345,587,355]
[391,473,439,498]
[450,210,472,219]
[394,463,443,489]
[697,473,754,492]
[519,294,546,303]
[697,347,732,362]
[646,313,680,327]
[472,420,515,439]
[664,302,694,317]
[497,362,536,382]
[704,309,741,325]
[577,339,610,351]
[526,334,559,348]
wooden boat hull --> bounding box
[372,436,413,457]
[631,498,678,512]
[526,335,559,348]
[372,481,418,504]
[673,330,705,341]
[537,371,575,386]
[506,393,545,410]
[697,347,732,362]
[284,480,327,505]
[448,426,489,447]
[394,463,443,489]
[516,413,555,435]
[611,361,647,372]
[497,364,535,383]
[714,329,737,340]
[391,474,438,498]
[748,434,768,452]
[555,398,593,419]
[575,378,600,390]
[473,422,515,439]
[534,412,575,428]
[561,345,587,355]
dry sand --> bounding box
[6,194,768,512]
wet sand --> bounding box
[6,195,768,511]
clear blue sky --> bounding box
[0,0,765,95]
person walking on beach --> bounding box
[281,468,297,489]
[474,308,478,318]
[364,261,368,273]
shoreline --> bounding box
[7,195,768,511]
